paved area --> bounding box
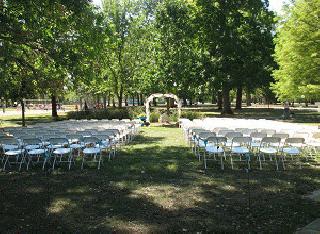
[296,219,320,234]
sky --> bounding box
[92,0,289,13]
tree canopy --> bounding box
[272,0,320,102]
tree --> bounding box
[196,0,275,113]
[272,0,320,102]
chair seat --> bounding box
[25,145,40,150]
[282,147,300,155]
[232,147,249,154]
[251,142,261,148]
[53,148,72,155]
[260,147,277,154]
[48,144,64,149]
[28,149,47,155]
[70,143,83,149]
[83,147,101,154]
[198,140,206,147]
[205,146,224,154]
[5,149,25,156]
[3,145,19,150]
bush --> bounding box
[150,112,160,123]
[67,106,148,120]
[181,111,204,120]
[67,108,131,120]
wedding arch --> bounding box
[145,93,182,122]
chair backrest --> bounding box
[225,131,242,139]
[250,132,267,139]
[260,137,281,146]
[76,131,92,137]
[232,137,251,145]
[207,136,227,145]
[241,129,257,136]
[273,133,289,140]
[218,129,233,137]
[260,129,276,136]
[19,135,37,140]
[285,137,305,146]
[83,137,101,147]
[92,134,110,141]
[66,134,83,143]
[198,131,216,139]
[0,137,20,146]
[23,138,42,145]
[49,138,69,146]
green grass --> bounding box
[0,127,320,232]
[0,113,67,127]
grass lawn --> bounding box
[0,126,320,232]
[0,113,67,127]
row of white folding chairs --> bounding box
[186,128,319,162]
[195,135,307,170]
[0,136,116,171]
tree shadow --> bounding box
[0,141,320,232]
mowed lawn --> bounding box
[0,127,320,232]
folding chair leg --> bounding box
[220,154,224,170]
[258,154,263,170]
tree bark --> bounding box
[51,94,58,118]
[189,97,193,106]
[222,84,233,114]
[140,93,143,105]
[103,95,107,109]
[112,97,116,107]
[21,98,25,127]
[246,90,251,106]
[124,96,128,106]
[183,98,187,107]
[107,93,110,107]
[118,87,123,108]
[211,92,216,104]
[235,85,243,110]
[217,91,222,110]
[137,93,140,106]
[132,95,135,106]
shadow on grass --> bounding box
[0,133,319,232]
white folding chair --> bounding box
[204,136,227,170]
[1,138,25,171]
[258,137,281,170]
[23,138,48,170]
[49,138,73,170]
[82,137,102,170]
[229,137,252,170]
[281,137,305,169]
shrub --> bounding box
[181,111,204,120]
[67,108,131,120]
[150,112,160,123]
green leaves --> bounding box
[273,0,320,101]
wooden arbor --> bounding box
[145,93,182,122]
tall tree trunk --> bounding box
[107,93,110,107]
[246,89,251,106]
[125,96,128,106]
[140,93,143,105]
[183,98,187,107]
[235,85,243,110]
[166,97,170,112]
[51,94,58,118]
[217,91,222,110]
[80,97,83,110]
[21,98,25,127]
[137,93,140,106]
[118,94,123,108]
[132,95,135,106]
[112,96,116,107]
[103,95,107,109]
[211,92,216,104]
[222,84,233,114]
[97,94,100,106]
[189,97,193,106]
